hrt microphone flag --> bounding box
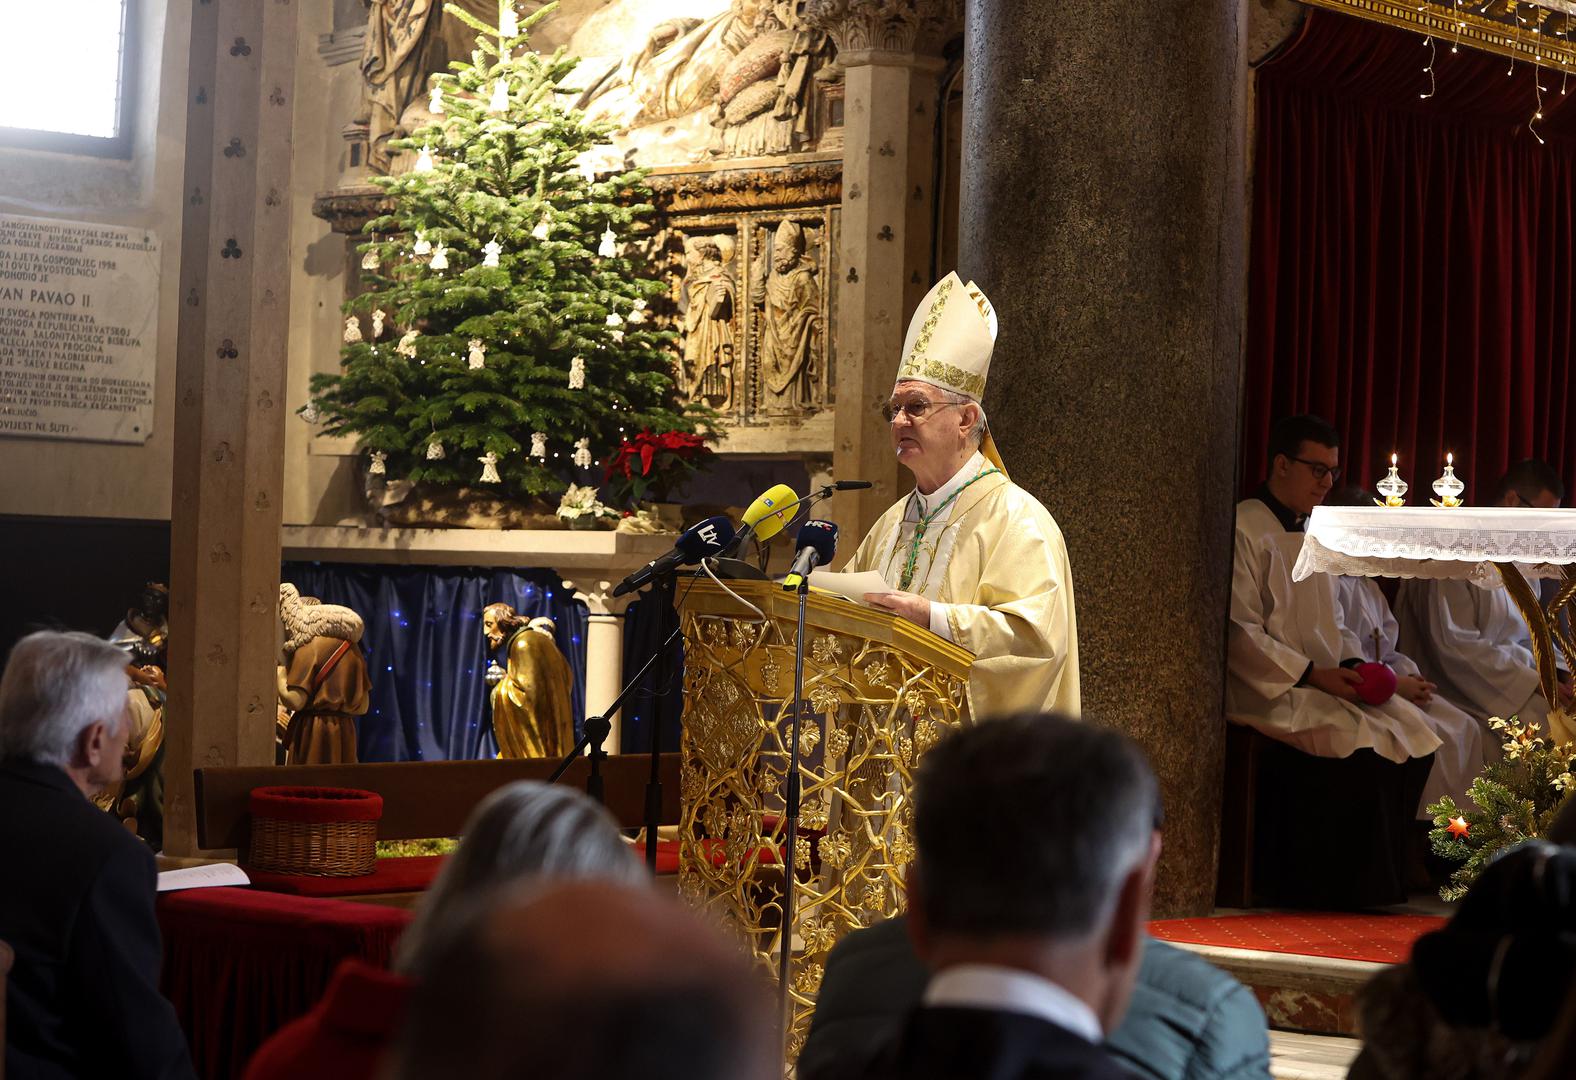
[611,515,736,597]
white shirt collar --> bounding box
[912,451,989,518]
[922,963,1103,1043]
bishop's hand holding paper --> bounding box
[842,272,1080,719]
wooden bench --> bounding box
[193,754,682,900]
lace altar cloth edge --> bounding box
[1291,506,1576,584]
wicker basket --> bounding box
[247,786,383,877]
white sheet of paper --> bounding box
[806,569,893,605]
[156,863,252,893]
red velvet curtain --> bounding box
[1245,9,1576,498]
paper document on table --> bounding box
[156,863,252,892]
[806,569,892,606]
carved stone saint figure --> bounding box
[358,0,496,175]
[483,604,576,759]
[710,1,831,158]
[754,220,822,412]
[681,235,738,408]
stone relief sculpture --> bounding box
[754,219,822,412]
[358,0,496,174]
[680,235,739,409]
[574,0,835,165]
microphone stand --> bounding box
[777,570,812,1044]
[548,608,686,805]
[643,573,678,873]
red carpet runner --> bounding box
[1147,912,1446,964]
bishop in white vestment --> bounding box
[842,272,1079,720]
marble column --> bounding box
[567,579,631,755]
[164,0,301,854]
[961,0,1247,915]
[807,0,957,544]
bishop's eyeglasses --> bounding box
[880,397,964,424]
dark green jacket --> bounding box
[799,918,1271,1080]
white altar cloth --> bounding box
[1292,506,1576,585]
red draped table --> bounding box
[157,886,411,1079]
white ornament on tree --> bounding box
[488,78,509,113]
[605,310,624,328]
[426,439,445,460]
[298,401,321,424]
[478,451,501,484]
[598,225,617,258]
[530,432,548,459]
[343,316,362,344]
[500,6,519,36]
[531,216,551,241]
[467,338,486,369]
[568,356,586,389]
[368,450,388,475]
[573,438,593,469]
[482,237,502,268]
[430,244,449,271]
[414,145,435,173]
[371,309,386,339]
[397,329,420,358]
[627,308,646,325]
[361,241,380,271]
[631,297,647,312]
[429,85,445,114]
[412,230,432,256]
[609,329,625,344]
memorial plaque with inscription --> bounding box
[0,213,160,444]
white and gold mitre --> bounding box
[895,271,998,401]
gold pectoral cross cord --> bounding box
[897,467,1001,591]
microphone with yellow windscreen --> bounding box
[724,483,801,556]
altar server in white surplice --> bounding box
[844,272,1078,720]
[1395,460,1571,734]
[1228,419,1442,770]
[1227,416,1435,908]
[1336,574,1489,809]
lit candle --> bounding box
[1431,452,1465,508]
[1376,452,1408,507]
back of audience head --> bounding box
[393,780,646,976]
[907,712,1163,1032]
[389,880,775,1080]
[0,630,131,793]
[1493,459,1564,509]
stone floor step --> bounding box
[1170,942,1381,1037]
[1270,1031,1361,1079]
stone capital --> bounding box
[804,0,962,58]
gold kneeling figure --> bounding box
[483,604,575,759]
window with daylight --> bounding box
[0,0,134,156]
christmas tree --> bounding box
[309,2,705,501]
[1427,714,1576,900]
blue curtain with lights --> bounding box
[618,583,684,754]
[282,562,588,762]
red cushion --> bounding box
[250,786,384,823]
[246,855,446,897]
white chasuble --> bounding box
[1337,576,1492,812]
[844,456,1079,720]
[1227,498,1442,764]
[1394,577,1550,732]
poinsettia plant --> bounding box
[602,429,715,509]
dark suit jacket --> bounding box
[0,759,194,1080]
[812,1004,1132,1080]
[799,918,1271,1080]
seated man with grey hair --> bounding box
[807,714,1162,1080]
[0,630,196,1079]
[843,273,1079,718]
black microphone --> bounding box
[833,479,873,490]
[612,515,736,598]
[781,519,839,591]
